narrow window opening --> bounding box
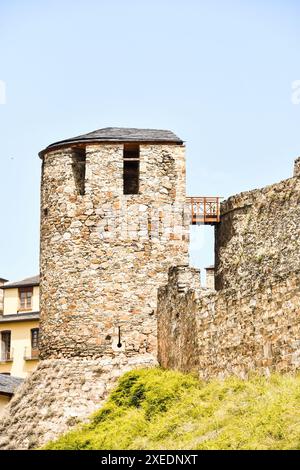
[189,225,215,288]
[72,147,86,195]
[19,287,33,311]
[1,330,11,361]
[30,328,39,358]
[123,144,139,194]
[31,328,39,350]
[117,326,122,348]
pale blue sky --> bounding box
[0,0,299,281]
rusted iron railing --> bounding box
[187,197,221,225]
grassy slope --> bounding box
[44,368,300,450]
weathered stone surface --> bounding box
[215,174,300,292]
[294,157,300,177]
[158,266,300,379]
[205,266,215,289]
[158,266,202,373]
[0,140,188,449]
[0,354,155,449]
[158,166,300,380]
[2,138,300,449]
[40,143,189,358]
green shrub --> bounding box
[43,368,300,450]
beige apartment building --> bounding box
[0,275,40,415]
[0,277,8,314]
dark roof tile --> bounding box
[0,374,24,395]
[40,127,183,157]
[1,275,40,289]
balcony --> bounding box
[187,197,222,225]
[0,350,13,363]
[24,347,39,361]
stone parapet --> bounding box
[158,268,300,380]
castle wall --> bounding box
[158,266,300,379]
[215,175,300,292]
[2,137,300,448]
[40,143,188,359]
[158,171,300,379]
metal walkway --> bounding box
[187,197,221,225]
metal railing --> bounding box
[0,349,13,362]
[187,197,221,225]
[24,347,39,360]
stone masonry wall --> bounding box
[158,166,300,379]
[215,174,300,292]
[157,266,202,373]
[40,143,188,359]
[0,354,155,449]
[158,266,300,380]
[294,157,300,177]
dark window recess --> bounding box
[117,326,122,348]
[123,144,139,194]
[19,287,33,311]
[72,147,86,195]
[1,331,11,361]
[31,328,39,350]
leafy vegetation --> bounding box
[44,368,300,450]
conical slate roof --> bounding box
[40,127,183,157]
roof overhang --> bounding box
[39,139,184,159]
[39,127,184,159]
[0,283,39,290]
[0,312,40,323]
[0,390,13,397]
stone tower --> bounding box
[0,128,189,449]
[39,127,189,361]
